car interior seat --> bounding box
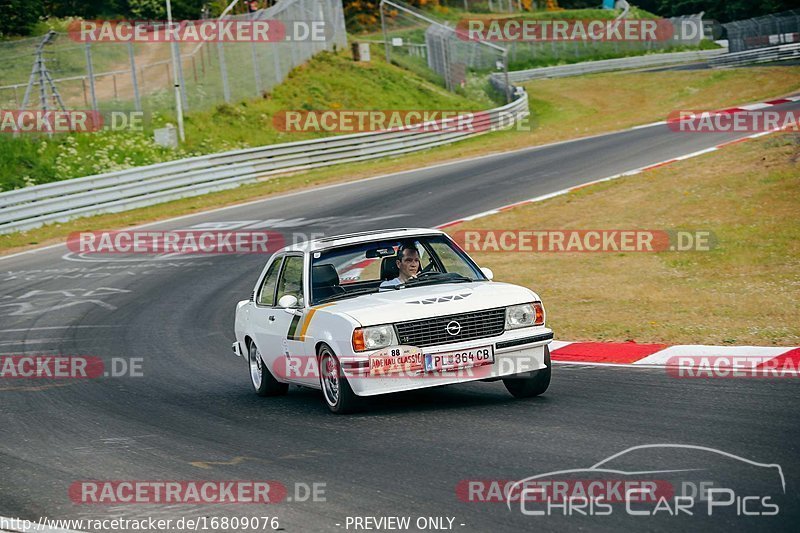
[380,256,400,281]
[312,264,346,301]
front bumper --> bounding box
[342,328,553,397]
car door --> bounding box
[272,254,316,386]
[250,254,292,380]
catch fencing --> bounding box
[380,0,707,95]
[724,10,800,53]
[0,0,347,116]
[493,48,726,83]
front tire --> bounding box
[318,344,360,414]
[248,341,289,397]
[503,345,551,398]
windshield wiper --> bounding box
[313,287,378,305]
[393,272,473,289]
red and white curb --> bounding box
[548,340,799,371]
[437,95,800,229]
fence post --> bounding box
[128,42,142,112]
[84,42,98,111]
[273,43,283,84]
[251,43,263,95]
[217,41,231,103]
[380,1,391,63]
[173,41,189,110]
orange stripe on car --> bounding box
[299,303,335,340]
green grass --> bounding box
[447,133,800,346]
[505,41,720,72]
[0,47,492,191]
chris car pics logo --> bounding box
[504,444,785,518]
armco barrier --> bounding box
[708,42,800,67]
[493,48,727,83]
[0,93,528,234]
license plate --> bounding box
[424,346,494,372]
[369,346,424,376]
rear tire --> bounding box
[319,344,360,414]
[248,341,289,397]
[503,345,551,398]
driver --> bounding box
[380,242,421,288]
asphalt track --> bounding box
[1,100,799,532]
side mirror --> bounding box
[278,294,299,309]
[480,267,494,281]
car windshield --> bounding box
[310,235,486,305]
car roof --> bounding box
[277,228,447,254]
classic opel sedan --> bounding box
[232,228,553,413]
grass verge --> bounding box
[2,66,800,257]
[445,133,800,346]
[0,49,493,191]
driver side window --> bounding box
[413,242,437,274]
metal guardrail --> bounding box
[708,42,800,67]
[493,49,727,83]
[0,92,528,234]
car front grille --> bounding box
[395,307,506,348]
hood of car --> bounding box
[322,281,538,326]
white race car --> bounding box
[232,228,553,413]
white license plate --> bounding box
[369,346,424,375]
[424,346,494,372]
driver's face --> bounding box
[396,249,420,281]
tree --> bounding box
[41,0,124,18]
[624,0,800,23]
[127,0,165,19]
[344,0,442,33]
[0,0,43,37]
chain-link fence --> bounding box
[724,10,800,54]
[439,0,525,13]
[0,0,346,117]
[499,13,705,70]
[379,0,508,97]
[379,0,706,95]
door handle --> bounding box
[268,315,275,322]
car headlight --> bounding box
[352,324,398,352]
[505,302,545,329]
